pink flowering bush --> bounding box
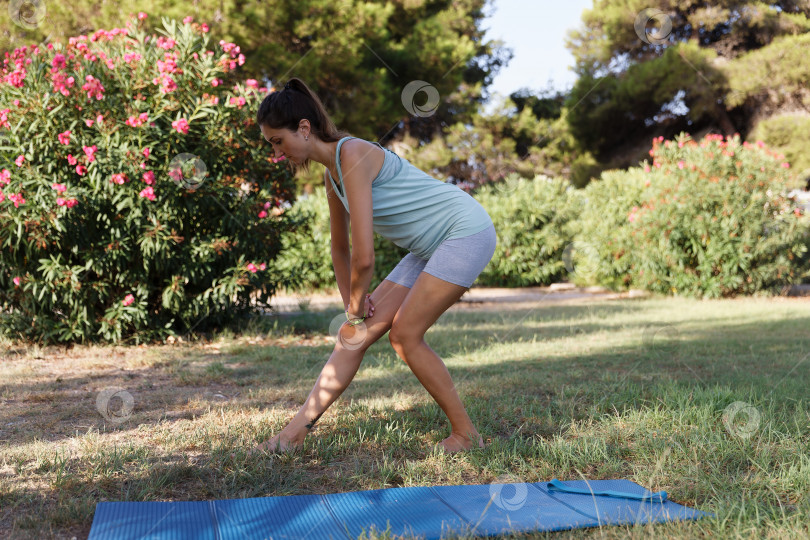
[0,15,300,344]
[576,133,810,298]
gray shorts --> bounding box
[384,223,497,289]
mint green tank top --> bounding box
[327,136,493,260]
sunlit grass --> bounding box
[1,296,809,538]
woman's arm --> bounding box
[332,248,351,310]
[339,140,379,317]
[325,169,353,309]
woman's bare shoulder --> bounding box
[340,138,385,175]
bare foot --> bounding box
[435,431,485,454]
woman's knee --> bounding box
[337,320,391,351]
[388,324,421,351]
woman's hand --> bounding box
[347,294,375,319]
[365,294,375,318]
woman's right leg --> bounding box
[251,278,412,454]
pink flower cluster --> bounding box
[218,40,246,72]
[50,182,78,207]
[246,262,267,273]
[110,173,129,185]
[149,49,181,93]
[2,47,30,88]
[64,144,98,176]
[126,112,149,127]
[172,118,190,134]
[122,293,135,306]
[1,12,256,217]
[84,114,104,128]
[650,133,793,174]
[50,54,76,97]
[82,74,105,100]
[179,15,209,32]
[155,36,177,50]
[57,197,78,207]
[5,192,26,207]
[123,52,142,65]
[0,165,25,208]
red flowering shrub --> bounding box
[0,15,299,344]
[577,133,810,298]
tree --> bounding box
[564,0,810,172]
[2,0,508,143]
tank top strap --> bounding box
[334,136,357,190]
[332,137,389,197]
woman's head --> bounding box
[256,77,349,172]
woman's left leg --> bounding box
[388,271,485,453]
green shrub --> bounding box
[474,174,582,287]
[579,133,810,298]
[0,15,298,344]
[748,113,810,186]
[568,167,648,290]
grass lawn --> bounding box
[1,295,809,539]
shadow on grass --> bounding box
[3,301,808,449]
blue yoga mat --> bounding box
[88,478,711,539]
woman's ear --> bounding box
[298,118,311,138]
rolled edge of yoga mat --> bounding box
[546,478,668,503]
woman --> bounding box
[250,77,497,455]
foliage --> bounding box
[724,32,810,112]
[564,0,810,177]
[393,93,595,190]
[473,175,583,287]
[566,0,810,71]
[577,133,810,298]
[0,15,298,345]
[1,0,508,147]
[748,113,810,185]
[567,41,724,162]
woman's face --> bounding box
[260,124,305,164]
